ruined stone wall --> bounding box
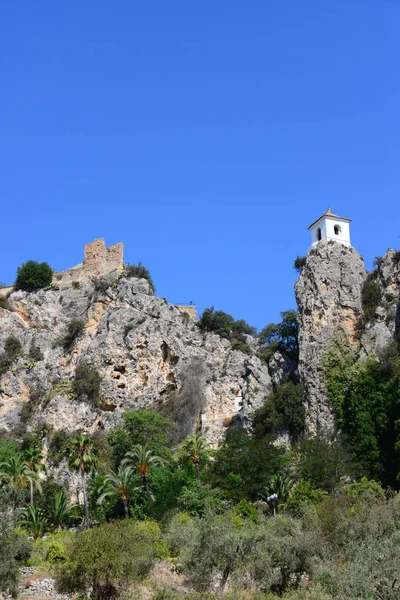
[54,239,124,287]
[175,305,198,321]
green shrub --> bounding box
[48,430,72,466]
[284,480,325,516]
[125,262,156,294]
[258,310,299,362]
[56,520,157,599]
[293,256,307,273]
[61,318,85,352]
[72,364,102,406]
[4,335,22,362]
[28,344,44,362]
[197,307,256,355]
[252,382,305,442]
[15,260,53,292]
[0,518,31,596]
[360,271,381,324]
[93,277,112,294]
[47,541,66,563]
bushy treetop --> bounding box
[15,260,53,292]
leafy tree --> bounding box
[15,260,53,292]
[122,444,164,515]
[108,409,173,465]
[0,491,32,597]
[322,337,400,487]
[68,434,97,528]
[360,270,381,324]
[211,429,285,501]
[197,306,256,354]
[252,382,305,442]
[56,520,157,600]
[293,256,307,273]
[295,436,357,492]
[0,454,42,505]
[284,480,325,516]
[178,480,225,516]
[259,310,299,362]
[125,262,156,294]
[97,465,136,518]
[175,435,209,478]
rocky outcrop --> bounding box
[359,249,400,358]
[295,240,366,434]
[0,276,291,446]
[295,241,400,435]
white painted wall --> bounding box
[310,216,351,248]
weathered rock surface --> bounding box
[359,249,400,358]
[0,276,291,448]
[295,241,400,435]
[295,240,366,434]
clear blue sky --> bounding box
[0,1,399,330]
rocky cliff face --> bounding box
[0,276,291,446]
[295,240,366,434]
[295,240,400,435]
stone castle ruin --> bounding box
[54,238,124,286]
[0,238,197,319]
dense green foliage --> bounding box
[359,270,381,325]
[125,262,156,294]
[322,335,400,486]
[61,318,85,352]
[57,520,157,599]
[252,382,305,442]
[258,310,299,362]
[15,260,53,292]
[0,492,31,597]
[72,363,102,406]
[197,306,256,354]
[1,394,400,600]
[293,255,307,272]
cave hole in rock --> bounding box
[160,341,179,366]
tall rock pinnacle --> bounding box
[295,240,366,434]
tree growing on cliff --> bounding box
[258,310,299,362]
[15,260,53,292]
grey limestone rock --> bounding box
[295,240,366,434]
[0,275,291,448]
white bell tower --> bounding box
[308,208,351,248]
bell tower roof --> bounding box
[308,207,351,230]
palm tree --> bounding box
[44,490,75,531]
[265,472,295,514]
[24,446,46,505]
[122,444,164,515]
[175,435,209,478]
[19,505,47,539]
[68,434,97,528]
[0,455,42,505]
[97,465,135,518]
